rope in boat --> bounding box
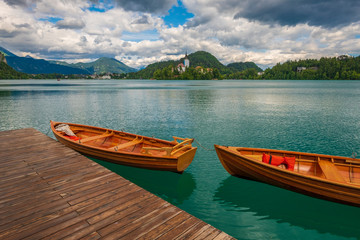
[193,138,215,151]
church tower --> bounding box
[184,52,190,68]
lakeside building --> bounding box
[184,52,189,68]
[177,52,190,73]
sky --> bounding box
[0,0,360,70]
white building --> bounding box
[177,63,186,73]
[184,52,189,68]
[176,53,190,73]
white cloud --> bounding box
[34,0,90,19]
[0,0,359,70]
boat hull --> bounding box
[215,145,360,207]
[51,121,197,173]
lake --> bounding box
[1,79,360,239]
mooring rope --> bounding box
[193,139,215,151]
[45,125,51,136]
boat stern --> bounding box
[176,147,197,172]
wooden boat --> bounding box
[214,145,360,207]
[50,121,197,173]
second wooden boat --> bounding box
[51,121,197,173]
[214,145,360,207]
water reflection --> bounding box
[0,91,11,97]
[2,79,360,239]
[91,158,196,205]
[214,176,360,238]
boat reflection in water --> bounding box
[91,158,196,205]
[214,176,360,239]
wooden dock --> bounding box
[0,128,234,239]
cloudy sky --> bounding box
[1,0,360,69]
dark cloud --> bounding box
[94,36,112,45]
[80,36,87,42]
[185,15,212,28]
[55,19,85,29]
[13,23,31,28]
[132,15,150,24]
[113,0,176,14]
[234,0,360,28]
[122,42,131,47]
[3,0,33,7]
[0,29,20,38]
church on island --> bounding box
[173,52,213,75]
[176,53,190,73]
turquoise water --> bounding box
[1,79,360,239]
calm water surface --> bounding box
[1,79,360,239]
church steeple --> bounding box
[184,51,189,68]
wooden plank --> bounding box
[213,232,236,240]
[318,160,346,183]
[110,136,143,150]
[79,132,113,143]
[0,128,234,240]
[157,215,203,240]
[0,198,70,230]
[98,200,172,238]
[174,221,208,239]
[63,196,163,240]
[119,205,181,239]
[138,210,191,239]
[74,183,139,215]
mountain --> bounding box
[0,46,135,75]
[227,62,262,72]
[186,51,229,73]
[0,46,16,57]
[129,59,177,79]
[55,57,136,74]
[1,46,262,78]
[131,51,226,79]
[0,61,29,79]
[129,51,262,79]
[0,46,89,74]
[5,56,89,75]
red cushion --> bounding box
[262,153,284,165]
[262,153,295,170]
[284,156,296,170]
[64,135,80,141]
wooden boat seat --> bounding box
[69,127,85,132]
[142,147,173,156]
[318,160,346,183]
[112,137,144,151]
[346,159,360,165]
[142,138,193,156]
[80,131,114,144]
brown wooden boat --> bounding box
[50,121,197,173]
[214,145,360,207]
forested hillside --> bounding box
[128,51,261,79]
[128,60,177,79]
[0,62,29,79]
[227,62,262,72]
[261,56,360,80]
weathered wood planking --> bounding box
[0,128,234,240]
